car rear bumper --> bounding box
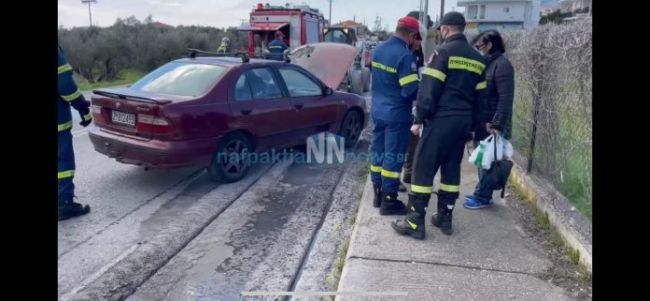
[88,126,219,168]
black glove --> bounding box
[77,103,92,127]
[73,99,92,127]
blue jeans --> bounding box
[473,168,492,202]
[370,118,411,193]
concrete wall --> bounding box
[487,3,526,22]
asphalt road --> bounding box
[58,90,371,300]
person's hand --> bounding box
[486,123,500,136]
[78,106,92,127]
[411,124,422,136]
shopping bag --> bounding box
[484,134,514,198]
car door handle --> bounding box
[241,109,252,115]
[294,104,304,110]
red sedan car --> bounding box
[88,43,367,182]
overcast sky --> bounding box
[58,0,462,30]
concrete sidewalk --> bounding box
[336,158,574,301]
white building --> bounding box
[457,0,541,30]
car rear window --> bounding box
[130,62,227,97]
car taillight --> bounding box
[137,114,172,133]
[91,105,107,123]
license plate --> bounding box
[111,110,135,127]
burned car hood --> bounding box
[288,42,360,90]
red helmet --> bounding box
[397,16,422,40]
[275,31,285,38]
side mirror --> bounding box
[323,86,334,96]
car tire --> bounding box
[349,69,363,95]
[361,68,371,92]
[207,132,252,183]
[339,110,362,149]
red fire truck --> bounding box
[238,3,327,58]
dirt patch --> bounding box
[504,185,592,300]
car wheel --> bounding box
[339,110,362,149]
[361,68,370,92]
[349,70,363,95]
[208,133,252,183]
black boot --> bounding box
[391,193,429,239]
[58,200,90,221]
[373,184,382,208]
[379,191,408,215]
[431,192,455,235]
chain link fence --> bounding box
[500,20,592,220]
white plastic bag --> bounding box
[469,134,513,169]
[468,135,490,168]
[468,141,482,167]
[503,138,514,159]
[482,134,508,169]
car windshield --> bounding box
[130,62,227,97]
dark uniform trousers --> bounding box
[411,116,472,206]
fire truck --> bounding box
[237,3,369,95]
[238,3,326,59]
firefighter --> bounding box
[391,12,487,239]
[400,11,434,192]
[217,36,230,54]
[369,16,421,215]
[58,45,93,221]
[267,31,289,61]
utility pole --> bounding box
[329,0,332,26]
[424,0,429,25]
[440,0,445,23]
[418,0,430,27]
[81,0,97,27]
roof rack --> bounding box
[186,48,250,63]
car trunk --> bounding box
[90,87,187,141]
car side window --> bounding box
[234,74,253,101]
[278,68,322,97]
[246,68,283,100]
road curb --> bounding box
[508,153,592,273]
[334,176,372,301]
[64,161,292,301]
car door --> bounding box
[228,67,297,151]
[275,66,341,140]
